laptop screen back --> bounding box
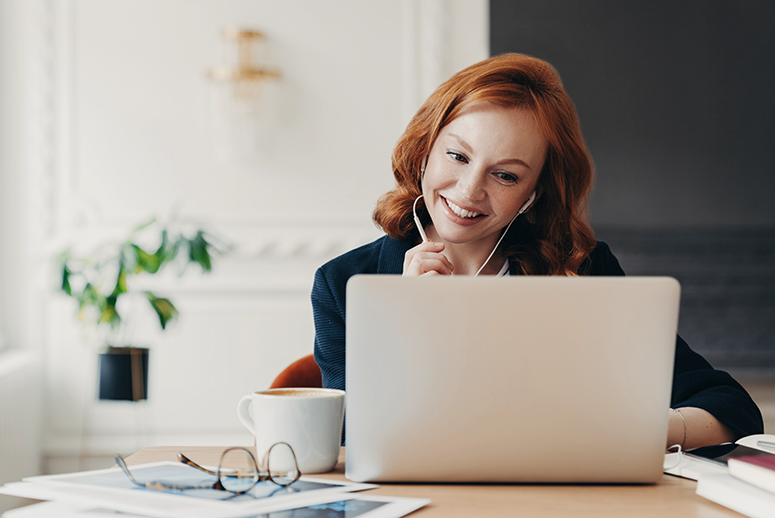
[345,275,680,483]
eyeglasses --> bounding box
[115,443,301,495]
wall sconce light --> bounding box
[207,27,279,159]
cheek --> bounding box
[420,176,430,201]
[420,171,436,199]
[423,164,455,193]
[494,191,528,217]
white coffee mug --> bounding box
[237,388,345,474]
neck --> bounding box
[424,225,506,276]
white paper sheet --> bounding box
[2,461,376,518]
[2,494,431,518]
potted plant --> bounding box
[56,218,224,401]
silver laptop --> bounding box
[345,275,680,483]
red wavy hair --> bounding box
[372,53,596,275]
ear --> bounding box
[534,183,544,201]
[525,184,544,212]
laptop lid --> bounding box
[345,275,680,483]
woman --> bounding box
[312,53,763,448]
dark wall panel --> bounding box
[491,0,775,228]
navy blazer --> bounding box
[312,235,764,441]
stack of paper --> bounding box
[670,433,775,518]
[0,461,429,518]
[696,473,775,518]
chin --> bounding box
[436,227,492,246]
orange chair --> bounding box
[269,354,323,389]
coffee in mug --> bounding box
[237,388,345,474]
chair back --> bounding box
[269,354,322,389]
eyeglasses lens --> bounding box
[218,448,259,493]
[265,442,300,486]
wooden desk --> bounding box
[125,446,742,518]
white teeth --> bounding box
[446,199,480,218]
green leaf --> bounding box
[135,244,162,274]
[152,228,180,268]
[155,229,170,261]
[164,238,181,265]
[60,264,72,296]
[188,231,212,272]
[77,284,119,327]
[120,243,140,274]
[98,302,121,328]
[110,265,128,298]
[78,283,100,310]
[145,291,179,330]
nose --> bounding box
[456,170,487,201]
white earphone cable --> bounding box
[474,192,535,276]
[474,214,518,277]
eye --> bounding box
[494,171,518,183]
[446,151,468,163]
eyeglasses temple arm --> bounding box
[177,452,218,476]
[115,455,148,488]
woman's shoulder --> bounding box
[317,234,412,279]
[581,241,626,276]
[318,235,387,277]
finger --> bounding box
[404,242,446,272]
[404,242,444,262]
[404,254,454,277]
[418,253,454,275]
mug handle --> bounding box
[237,395,254,433]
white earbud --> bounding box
[413,195,429,242]
[414,156,430,242]
[517,191,537,216]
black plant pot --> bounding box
[98,347,149,401]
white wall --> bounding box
[0,0,488,474]
[0,1,46,511]
[0,0,36,354]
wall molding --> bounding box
[49,220,386,262]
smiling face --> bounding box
[421,102,547,253]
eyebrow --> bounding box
[447,133,532,170]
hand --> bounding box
[403,241,454,276]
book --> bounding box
[729,454,775,495]
[696,473,775,518]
